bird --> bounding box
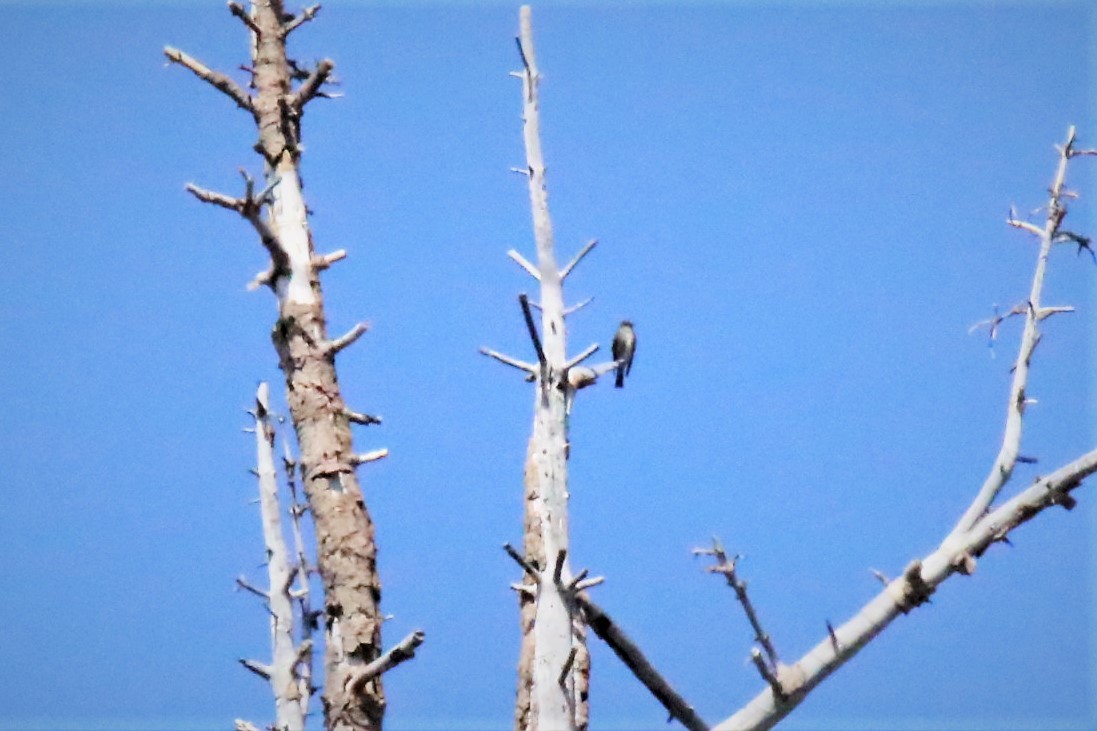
[611,320,636,388]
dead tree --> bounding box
[481,7,595,730]
[236,382,317,731]
[696,126,1097,731]
[482,7,704,731]
[165,4,420,730]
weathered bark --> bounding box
[252,5,385,728]
[167,3,391,729]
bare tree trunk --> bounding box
[236,383,314,731]
[511,8,590,731]
[166,3,398,729]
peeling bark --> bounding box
[168,2,389,728]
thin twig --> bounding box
[697,538,780,668]
[503,542,541,579]
[563,296,594,317]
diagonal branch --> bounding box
[518,293,547,368]
[951,126,1083,536]
[713,447,1097,731]
[563,297,594,317]
[283,3,322,36]
[574,593,709,731]
[563,343,599,371]
[347,631,427,694]
[291,59,336,112]
[559,239,597,280]
[508,249,542,281]
[695,538,779,669]
[227,2,261,35]
[164,46,255,117]
[323,322,369,356]
[185,172,290,285]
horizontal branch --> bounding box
[479,347,537,374]
[351,449,389,466]
[163,46,255,116]
[575,593,709,731]
[345,408,382,426]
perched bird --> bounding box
[611,320,636,389]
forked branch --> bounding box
[712,126,1097,731]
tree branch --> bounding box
[951,126,1083,536]
[344,408,382,426]
[479,347,538,375]
[713,447,1097,731]
[185,172,290,282]
[696,539,780,669]
[347,630,427,693]
[323,322,369,356]
[227,2,261,35]
[575,594,709,731]
[559,239,597,280]
[283,3,322,36]
[291,59,336,112]
[164,46,255,116]
[563,296,594,317]
[518,293,546,368]
[350,449,389,466]
[563,343,599,371]
[508,249,542,281]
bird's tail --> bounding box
[615,367,624,388]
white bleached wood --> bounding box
[251,382,308,731]
[513,7,586,730]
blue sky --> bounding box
[0,2,1094,730]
